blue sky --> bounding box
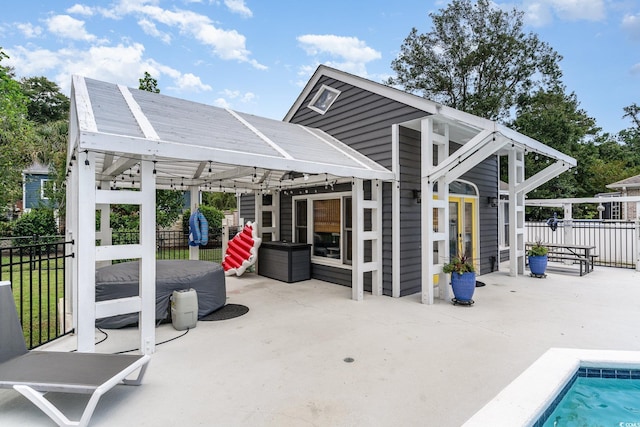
[2,0,639,135]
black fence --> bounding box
[1,227,243,349]
[0,236,73,349]
[526,220,637,268]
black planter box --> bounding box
[258,241,311,283]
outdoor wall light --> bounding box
[488,197,498,208]
[413,189,421,204]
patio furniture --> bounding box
[525,242,597,276]
[0,280,151,427]
[258,241,311,283]
[96,260,226,328]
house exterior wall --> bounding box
[286,76,500,296]
[239,194,255,223]
[624,189,640,220]
[23,173,52,211]
[397,128,499,295]
[289,77,424,295]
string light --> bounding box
[152,160,157,175]
[84,150,90,166]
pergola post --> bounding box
[508,148,526,277]
[75,151,97,352]
[563,203,573,245]
[189,185,200,260]
[421,118,449,304]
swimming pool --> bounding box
[538,368,640,426]
[463,348,640,427]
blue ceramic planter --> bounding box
[451,272,476,302]
[529,255,548,276]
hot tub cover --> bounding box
[96,260,226,328]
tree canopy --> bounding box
[0,48,37,212]
[20,76,70,123]
[139,71,160,93]
[386,0,562,121]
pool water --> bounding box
[542,377,640,426]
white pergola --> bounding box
[67,76,395,354]
[397,107,577,304]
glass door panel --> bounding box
[449,200,460,259]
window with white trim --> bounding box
[40,179,52,200]
[498,195,509,249]
[308,85,340,115]
[294,193,352,265]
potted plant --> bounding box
[527,240,548,276]
[443,253,476,302]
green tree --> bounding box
[19,76,70,123]
[617,103,640,163]
[509,88,599,219]
[182,206,225,235]
[138,71,160,93]
[202,192,237,211]
[156,190,185,228]
[0,48,36,213]
[386,0,562,120]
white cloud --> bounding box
[548,0,605,21]
[297,34,382,77]
[224,0,252,17]
[5,43,210,97]
[622,13,640,40]
[522,2,554,27]
[213,88,256,110]
[632,63,640,75]
[46,15,97,42]
[298,34,381,63]
[16,22,42,38]
[213,97,232,108]
[173,73,212,91]
[108,1,266,69]
[220,88,255,102]
[138,18,172,43]
[67,4,94,16]
[520,0,605,26]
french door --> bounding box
[448,196,478,270]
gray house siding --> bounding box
[461,156,499,274]
[239,194,255,223]
[398,126,422,296]
[289,77,426,295]
[24,173,53,210]
[286,76,499,296]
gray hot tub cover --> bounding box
[96,260,226,328]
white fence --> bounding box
[525,220,638,268]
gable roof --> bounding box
[69,75,395,192]
[606,174,640,189]
[285,65,576,166]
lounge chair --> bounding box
[0,281,151,426]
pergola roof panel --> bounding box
[72,75,395,188]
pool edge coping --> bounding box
[462,348,640,427]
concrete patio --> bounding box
[1,263,639,426]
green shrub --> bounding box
[182,206,225,235]
[12,208,59,250]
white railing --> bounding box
[525,220,637,268]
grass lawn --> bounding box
[1,246,224,349]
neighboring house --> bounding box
[22,163,55,213]
[603,174,640,220]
